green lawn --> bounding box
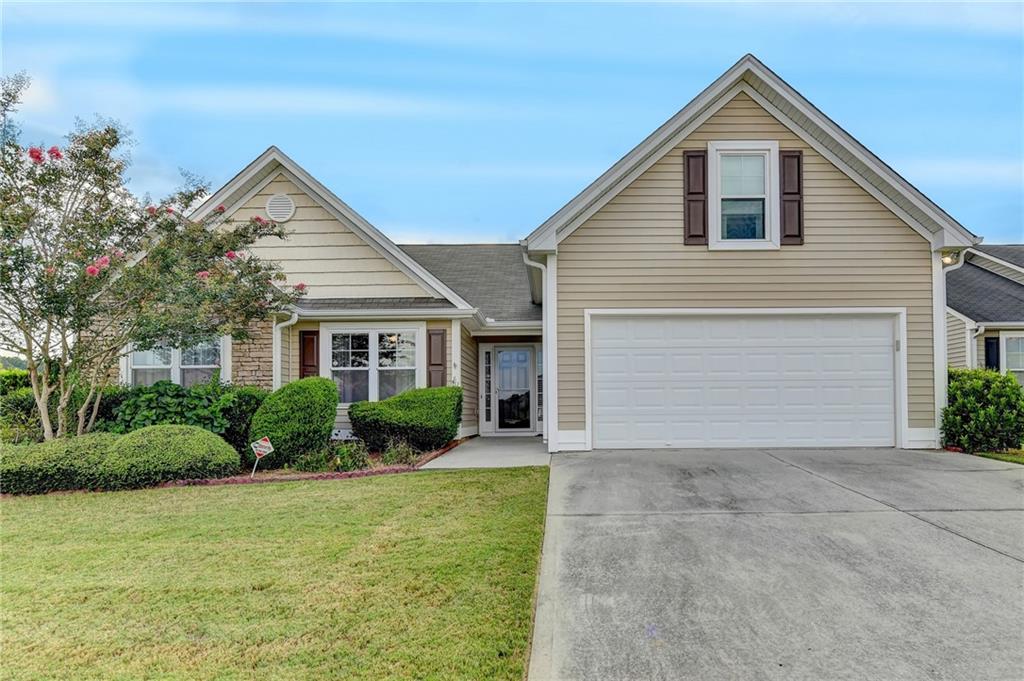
[972,449,1024,466]
[1,467,549,680]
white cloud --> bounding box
[896,159,1023,187]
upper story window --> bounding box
[128,338,225,387]
[708,140,780,250]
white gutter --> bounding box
[521,251,549,442]
[272,311,299,390]
[293,308,477,320]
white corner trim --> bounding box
[581,307,913,451]
[932,252,947,427]
[450,319,461,387]
[546,254,558,452]
[220,335,232,384]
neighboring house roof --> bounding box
[974,245,1024,270]
[524,54,978,251]
[400,244,542,322]
[947,262,1024,323]
[295,297,455,311]
[190,146,473,311]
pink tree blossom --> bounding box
[47,146,63,160]
[27,147,44,164]
[196,270,210,280]
[85,265,100,277]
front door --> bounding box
[496,347,533,431]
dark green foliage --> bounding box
[0,433,119,494]
[100,425,238,490]
[248,377,337,468]
[112,380,232,434]
[0,387,40,443]
[942,368,1024,453]
[0,369,29,396]
[220,386,269,455]
[349,386,462,452]
[381,438,419,466]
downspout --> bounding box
[970,325,986,369]
[522,251,548,442]
[272,311,299,390]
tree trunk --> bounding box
[27,365,54,441]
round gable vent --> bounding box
[265,194,295,222]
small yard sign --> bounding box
[249,437,274,476]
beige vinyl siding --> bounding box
[229,174,431,298]
[946,312,968,368]
[461,325,478,428]
[972,256,1024,286]
[557,91,936,430]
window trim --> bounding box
[999,331,1024,378]
[123,336,231,386]
[318,321,427,407]
[707,140,780,251]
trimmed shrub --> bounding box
[220,386,269,455]
[349,386,462,452]
[381,438,419,466]
[0,369,29,396]
[100,425,238,490]
[248,377,337,468]
[0,433,119,495]
[942,368,1024,454]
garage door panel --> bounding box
[591,315,896,449]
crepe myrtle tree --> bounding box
[0,74,305,439]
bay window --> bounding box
[321,323,426,404]
[708,140,780,250]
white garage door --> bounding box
[591,315,896,448]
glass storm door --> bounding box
[496,348,532,431]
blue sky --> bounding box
[3,2,1022,243]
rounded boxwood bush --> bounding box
[0,432,119,495]
[100,425,239,490]
[943,368,1024,454]
[248,377,337,468]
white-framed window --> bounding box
[1000,332,1024,384]
[319,322,426,405]
[708,140,780,250]
[126,337,229,387]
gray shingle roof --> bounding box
[974,245,1024,269]
[295,297,454,311]
[399,244,542,322]
[947,262,1024,323]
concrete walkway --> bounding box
[529,448,1024,681]
[420,436,549,469]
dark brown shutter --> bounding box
[780,150,803,245]
[427,329,446,387]
[683,151,708,245]
[299,330,319,378]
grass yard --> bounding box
[1,467,549,680]
[971,449,1024,466]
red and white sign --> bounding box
[250,437,274,459]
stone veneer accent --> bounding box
[231,319,274,389]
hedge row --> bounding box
[0,380,268,457]
[0,369,29,397]
[248,377,337,468]
[349,386,462,452]
[0,425,239,495]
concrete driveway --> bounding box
[528,448,1024,681]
